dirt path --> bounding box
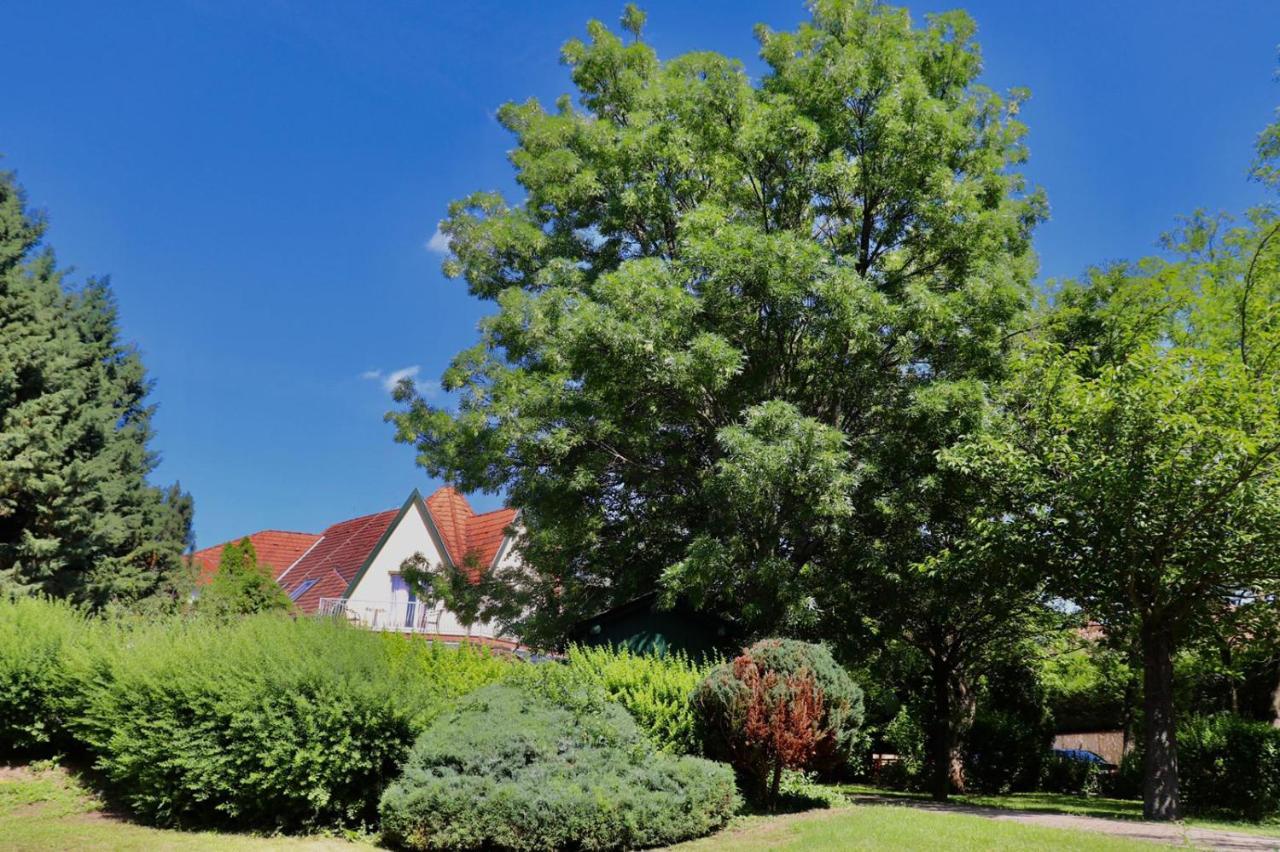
[848,794,1280,851]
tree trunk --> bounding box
[1141,619,1181,821]
[1218,641,1238,714]
[928,660,953,802]
[1271,661,1280,728]
[949,679,976,794]
[769,757,783,811]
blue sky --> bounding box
[2,0,1276,548]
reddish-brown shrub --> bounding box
[693,639,864,808]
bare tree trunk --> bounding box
[1218,640,1238,714]
[1141,619,1181,821]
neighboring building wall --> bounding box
[1052,730,1129,766]
[343,500,515,646]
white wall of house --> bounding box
[342,499,514,644]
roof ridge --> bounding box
[323,506,397,531]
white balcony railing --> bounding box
[317,597,511,645]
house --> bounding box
[191,487,522,650]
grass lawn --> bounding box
[0,763,1189,851]
[841,784,1280,840]
[666,804,1167,850]
[0,764,374,851]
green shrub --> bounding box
[1177,715,1280,820]
[379,683,738,850]
[1040,752,1104,796]
[66,614,509,830]
[963,659,1052,794]
[555,644,711,754]
[1112,715,1280,819]
[693,638,864,803]
[0,595,90,756]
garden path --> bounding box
[847,794,1279,851]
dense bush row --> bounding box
[380,683,738,850]
[1114,715,1280,820]
[0,595,87,755]
[0,596,736,839]
[0,596,510,829]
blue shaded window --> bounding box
[289,578,319,601]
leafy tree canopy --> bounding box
[951,111,1280,819]
[391,0,1045,650]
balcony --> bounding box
[316,597,515,648]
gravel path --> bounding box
[847,795,1280,851]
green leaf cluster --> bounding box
[197,538,291,616]
[0,597,513,830]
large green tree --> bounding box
[957,118,1280,818]
[0,170,193,606]
[392,0,1044,797]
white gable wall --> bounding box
[343,499,516,644]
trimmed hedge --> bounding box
[0,597,512,830]
[380,683,738,850]
[70,615,509,829]
[1176,715,1280,820]
[0,595,89,756]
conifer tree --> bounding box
[0,170,193,606]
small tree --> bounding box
[200,538,291,616]
[694,639,863,807]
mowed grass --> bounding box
[0,764,375,851]
[667,804,1167,851]
[840,784,1280,840]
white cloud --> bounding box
[361,365,437,397]
[382,365,420,392]
[425,225,450,254]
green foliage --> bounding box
[0,171,193,607]
[963,658,1053,794]
[3,598,554,830]
[1038,627,1134,733]
[400,551,488,632]
[1040,753,1105,797]
[60,612,509,830]
[197,538,291,616]
[0,596,90,756]
[562,643,709,754]
[500,645,709,755]
[953,108,1280,818]
[378,683,739,851]
[388,0,1044,651]
[694,639,864,801]
[1167,716,1280,820]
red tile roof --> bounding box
[202,488,519,614]
[425,487,519,580]
[287,508,400,613]
[190,530,321,585]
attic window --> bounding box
[288,579,319,601]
